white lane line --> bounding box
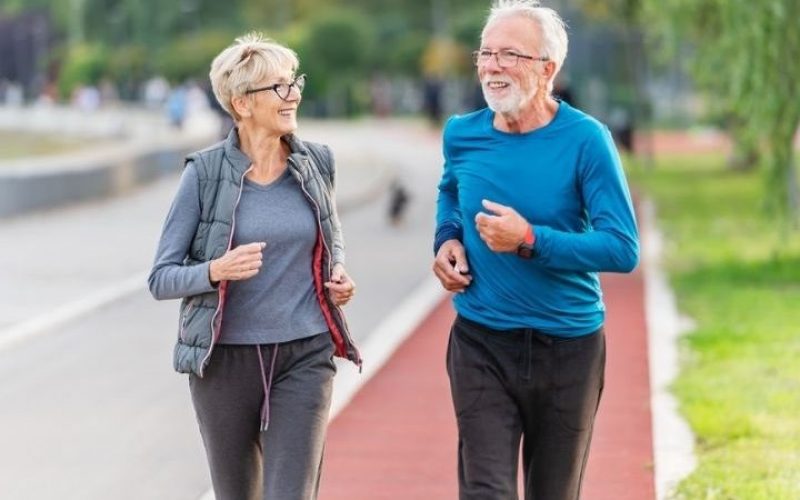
[199,276,446,500]
[0,272,148,353]
[641,198,697,499]
[329,276,445,418]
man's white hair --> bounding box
[483,0,569,70]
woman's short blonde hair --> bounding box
[209,32,299,120]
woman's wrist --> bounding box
[208,260,220,285]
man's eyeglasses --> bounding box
[472,50,549,68]
[245,74,306,101]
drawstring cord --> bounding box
[256,344,280,432]
[523,330,533,380]
[523,329,554,381]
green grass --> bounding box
[628,154,800,499]
[0,131,91,160]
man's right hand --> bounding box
[432,239,472,293]
[209,241,266,284]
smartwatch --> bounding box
[516,224,535,259]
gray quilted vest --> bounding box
[173,128,361,376]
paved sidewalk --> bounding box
[321,269,654,499]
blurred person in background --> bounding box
[166,83,188,128]
[148,32,360,500]
[431,1,639,498]
[142,75,170,109]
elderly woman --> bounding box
[148,33,360,500]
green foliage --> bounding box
[155,31,235,84]
[56,43,107,98]
[369,13,429,75]
[421,37,470,78]
[628,154,800,498]
[304,9,374,79]
[6,0,493,114]
[105,44,148,86]
[384,33,429,75]
[297,7,375,114]
[640,0,800,225]
[573,0,642,25]
[452,5,487,48]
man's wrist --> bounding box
[516,224,536,259]
[434,221,463,255]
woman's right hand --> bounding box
[209,242,266,284]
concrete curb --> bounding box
[0,140,210,217]
[641,197,697,499]
[0,108,394,218]
[0,105,219,218]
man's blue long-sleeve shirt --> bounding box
[435,102,639,336]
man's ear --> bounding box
[542,60,557,79]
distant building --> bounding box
[0,9,55,101]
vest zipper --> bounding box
[198,164,253,376]
[289,156,362,367]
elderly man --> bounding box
[432,1,639,498]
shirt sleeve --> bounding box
[434,118,464,254]
[148,162,218,300]
[532,127,640,273]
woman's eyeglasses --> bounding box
[245,74,306,101]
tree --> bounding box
[642,0,800,228]
[299,8,375,115]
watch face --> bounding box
[517,244,534,259]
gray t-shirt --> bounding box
[150,163,327,345]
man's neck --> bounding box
[494,96,559,134]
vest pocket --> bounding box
[179,298,195,342]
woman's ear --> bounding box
[231,94,251,119]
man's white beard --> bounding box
[481,77,526,115]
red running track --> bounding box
[320,268,654,499]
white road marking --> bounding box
[0,272,149,353]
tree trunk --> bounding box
[788,148,799,230]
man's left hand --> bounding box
[475,199,529,253]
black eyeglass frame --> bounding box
[245,74,307,101]
[472,50,549,68]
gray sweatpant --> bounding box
[189,332,336,500]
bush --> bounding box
[302,9,375,94]
[105,44,149,100]
[57,43,108,99]
[155,31,236,84]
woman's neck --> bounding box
[238,127,289,183]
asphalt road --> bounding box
[0,119,445,500]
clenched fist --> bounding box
[209,241,266,284]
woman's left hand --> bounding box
[324,263,356,306]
